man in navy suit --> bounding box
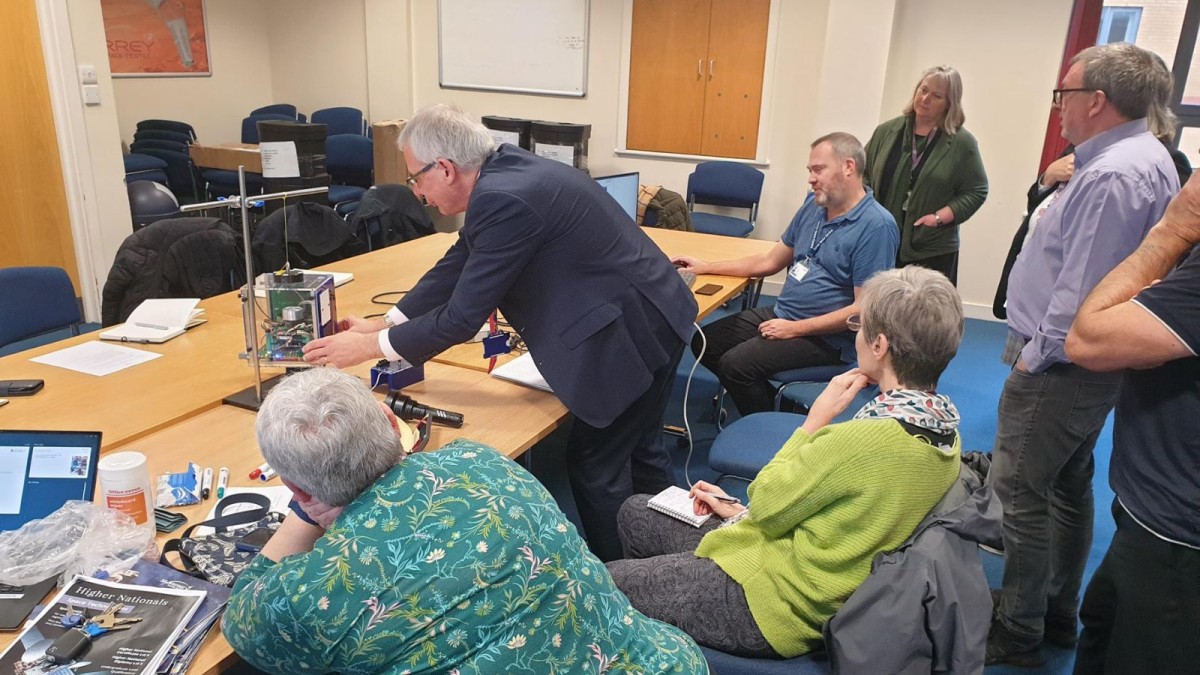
[304,104,698,561]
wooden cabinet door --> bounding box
[699,0,769,159]
[0,0,79,291]
[627,0,711,155]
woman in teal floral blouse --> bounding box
[222,368,707,674]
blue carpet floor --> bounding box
[526,310,1116,675]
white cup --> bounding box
[98,451,154,527]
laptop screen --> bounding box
[595,172,640,223]
[0,430,102,531]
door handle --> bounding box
[698,59,703,79]
[708,59,714,80]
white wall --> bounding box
[111,0,273,145]
[883,0,1072,314]
[57,0,1075,317]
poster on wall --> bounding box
[101,0,211,77]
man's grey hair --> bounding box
[255,368,404,507]
[1146,49,1178,143]
[902,65,966,135]
[1071,43,1165,122]
[860,266,963,390]
[812,132,866,177]
[398,103,497,170]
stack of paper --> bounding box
[99,298,206,344]
[490,352,554,393]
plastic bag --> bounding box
[0,500,156,586]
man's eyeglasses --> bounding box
[1051,88,1098,106]
[406,160,438,188]
[846,314,862,332]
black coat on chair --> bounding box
[348,184,436,250]
[252,202,367,274]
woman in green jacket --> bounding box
[605,266,965,658]
[864,65,988,285]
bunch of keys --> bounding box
[46,602,143,664]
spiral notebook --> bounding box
[647,486,712,528]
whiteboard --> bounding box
[438,0,589,97]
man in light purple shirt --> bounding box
[986,43,1180,667]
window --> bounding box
[1098,7,1143,44]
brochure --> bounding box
[0,575,204,675]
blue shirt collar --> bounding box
[1075,118,1149,168]
[820,188,876,227]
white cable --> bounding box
[681,321,706,487]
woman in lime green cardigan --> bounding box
[606,266,965,658]
[864,65,988,285]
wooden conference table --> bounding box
[0,227,772,672]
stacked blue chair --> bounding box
[0,267,82,349]
[312,107,367,136]
[136,119,196,142]
[130,131,200,203]
[326,134,374,217]
[123,153,169,185]
[686,161,765,237]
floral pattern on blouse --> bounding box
[223,439,708,674]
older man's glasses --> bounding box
[846,314,862,332]
[406,160,438,188]
[1051,88,1098,106]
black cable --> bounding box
[371,291,408,306]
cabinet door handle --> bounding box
[708,59,714,80]
[697,59,703,79]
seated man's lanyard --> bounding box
[792,218,840,281]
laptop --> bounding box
[595,172,640,223]
[0,429,102,630]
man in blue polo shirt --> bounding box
[1064,172,1200,674]
[674,132,898,416]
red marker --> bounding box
[248,462,270,479]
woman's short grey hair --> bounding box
[398,104,497,171]
[255,368,404,507]
[903,65,966,135]
[1072,43,1163,122]
[1146,50,1178,144]
[860,266,963,390]
[812,132,866,177]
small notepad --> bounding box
[647,486,712,528]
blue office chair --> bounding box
[707,412,803,485]
[326,134,374,217]
[136,119,196,142]
[129,141,202,203]
[772,363,857,412]
[133,129,193,146]
[312,107,366,136]
[0,267,82,349]
[686,161,764,238]
[250,103,299,120]
[123,153,169,185]
[701,647,828,675]
[240,113,297,144]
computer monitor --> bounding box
[595,172,640,223]
[0,430,102,531]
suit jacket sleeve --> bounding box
[385,190,545,363]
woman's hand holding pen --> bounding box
[689,480,746,520]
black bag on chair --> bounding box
[160,493,284,587]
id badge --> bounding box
[789,260,810,282]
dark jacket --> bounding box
[102,217,243,326]
[389,145,698,427]
[348,184,436,250]
[823,453,1002,675]
[864,115,989,262]
[638,185,693,232]
[252,202,368,274]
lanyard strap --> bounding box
[911,128,938,171]
[808,219,839,258]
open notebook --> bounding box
[99,298,205,344]
[647,486,712,528]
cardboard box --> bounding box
[372,119,408,185]
[189,143,263,173]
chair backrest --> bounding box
[131,138,190,154]
[133,129,193,146]
[686,161,764,209]
[311,107,366,136]
[127,180,181,230]
[250,104,298,119]
[136,119,197,141]
[326,134,374,186]
[241,114,298,144]
[129,147,200,202]
[0,267,81,347]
